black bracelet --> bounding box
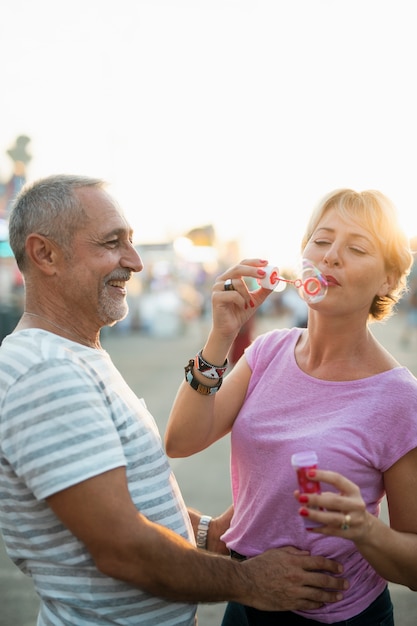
[184,360,223,395]
[195,349,228,379]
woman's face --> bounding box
[302,207,393,316]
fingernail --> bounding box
[299,495,309,503]
[249,300,255,308]
[257,269,266,276]
[307,469,316,478]
[299,508,309,517]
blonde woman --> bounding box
[166,189,417,625]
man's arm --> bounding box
[47,467,347,611]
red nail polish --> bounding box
[299,508,309,517]
[257,269,266,276]
[291,452,323,530]
[249,300,255,308]
[299,494,309,503]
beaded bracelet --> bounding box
[184,360,223,395]
[195,349,228,380]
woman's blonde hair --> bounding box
[301,189,414,321]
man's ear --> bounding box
[25,234,60,275]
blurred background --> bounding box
[1,1,417,334]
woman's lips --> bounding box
[325,275,340,286]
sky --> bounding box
[1,0,416,270]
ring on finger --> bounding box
[224,278,235,291]
[341,514,351,531]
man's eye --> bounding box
[106,239,119,247]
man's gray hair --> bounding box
[9,174,105,270]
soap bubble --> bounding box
[296,258,328,304]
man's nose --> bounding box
[122,245,144,273]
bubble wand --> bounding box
[257,259,328,304]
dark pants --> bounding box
[221,587,393,626]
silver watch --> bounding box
[196,515,212,550]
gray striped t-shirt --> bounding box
[0,329,196,625]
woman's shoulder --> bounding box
[247,326,302,359]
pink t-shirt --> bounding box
[222,327,417,623]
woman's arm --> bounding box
[294,448,417,590]
[368,448,417,589]
[165,356,251,456]
[188,505,234,554]
[165,258,272,457]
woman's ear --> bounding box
[25,234,60,275]
[377,271,397,298]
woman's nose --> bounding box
[323,245,340,266]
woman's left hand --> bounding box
[295,456,417,589]
[295,469,374,542]
[207,505,234,554]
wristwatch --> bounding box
[196,515,212,550]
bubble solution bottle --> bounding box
[291,451,323,530]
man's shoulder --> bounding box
[0,329,107,390]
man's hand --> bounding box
[241,546,348,612]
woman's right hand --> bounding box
[211,258,273,341]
